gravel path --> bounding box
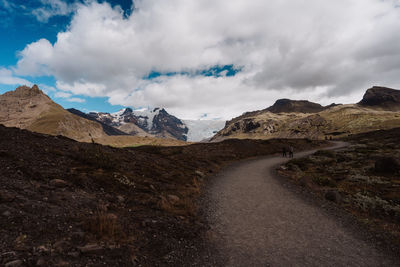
[204,142,399,266]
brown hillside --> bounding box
[0,85,106,142]
[213,87,400,141]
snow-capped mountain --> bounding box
[71,107,225,142]
[88,108,189,141]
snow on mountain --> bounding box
[85,107,225,142]
[183,119,225,142]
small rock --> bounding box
[278,165,287,171]
[5,260,23,267]
[49,179,68,188]
[195,170,205,178]
[117,195,125,203]
[68,251,80,258]
[167,194,180,204]
[71,231,85,240]
[2,210,11,217]
[324,190,341,203]
[77,243,103,254]
[37,245,49,253]
[54,240,69,253]
[36,258,46,266]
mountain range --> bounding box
[0,85,224,144]
[1,85,400,144]
[212,86,400,141]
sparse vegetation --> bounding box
[280,127,400,247]
[84,209,124,241]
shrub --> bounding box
[314,149,336,158]
[311,175,337,187]
[288,157,313,171]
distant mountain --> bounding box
[358,86,400,111]
[212,86,400,141]
[67,108,128,136]
[87,108,189,141]
[83,108,225,142]
[266,99,336,114]
[0,85,107,142]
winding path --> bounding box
[205,142,398,266]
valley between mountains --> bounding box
[0,85,400,266]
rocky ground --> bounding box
[279,128,400,252]
[0,125,326,266]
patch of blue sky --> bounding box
[145,64,242,80]
[55,95,125,113]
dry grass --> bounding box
[95,135,189,147]
[84,209,125,241]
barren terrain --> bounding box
[0,124,326,266]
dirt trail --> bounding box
[204,142,399,266]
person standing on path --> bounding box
[289,146,294,158]
[282,146,287,157]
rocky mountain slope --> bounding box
[88,108,189,141]
[0,85,107,142]
[67,108,127,136]
[212,86,400,141]
[358,86,400,111]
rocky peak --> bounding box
[122,108,133,116]
[358,86,400,111]
[266,99,326,113]
[12,84,45,98]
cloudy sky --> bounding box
[1,0,400,120]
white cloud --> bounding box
[14,39,53,76]
[38,83,56,94]
[14,0,400,119]
[32,0,74,23]
[0,67,32,86]
[54,89,86,103]
[65,97,85,103]
[54,91,72,98]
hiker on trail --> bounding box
[289,146,294,158]
[282,146,287,158]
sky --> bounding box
[1,0,400,120]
